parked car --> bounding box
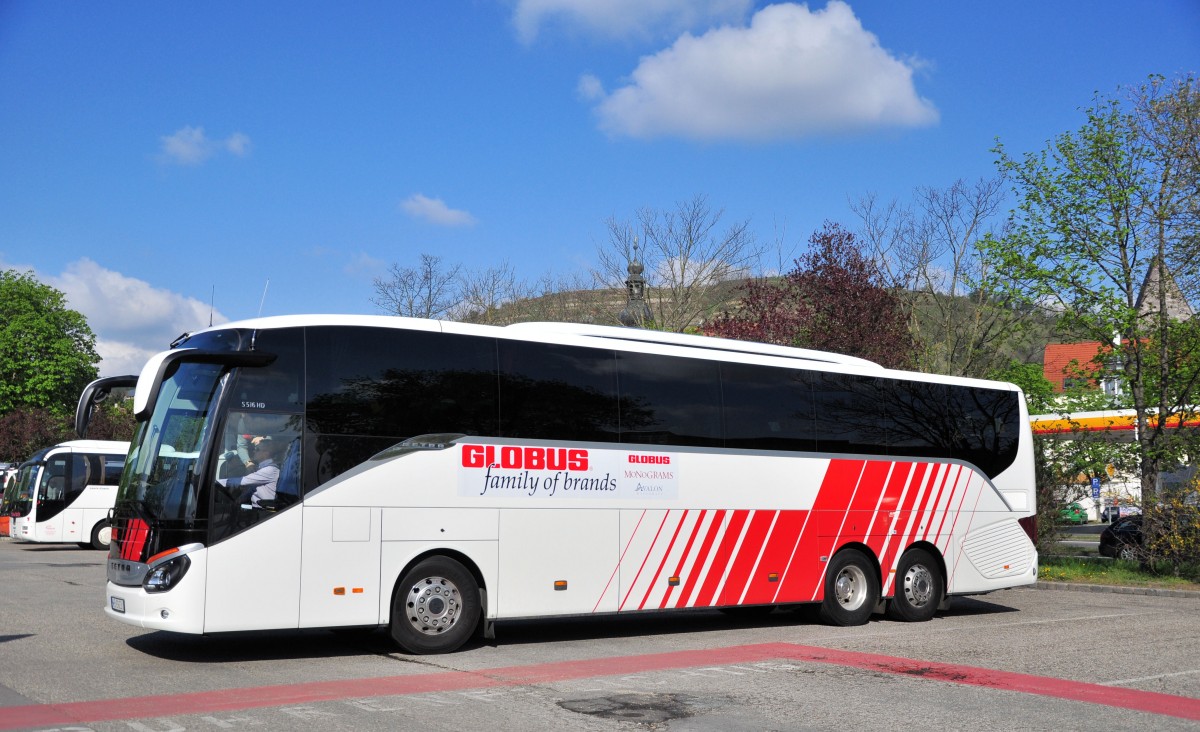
[1099,515,1143,559]
[1101,505,1142,523]
[1058,502,1088,525]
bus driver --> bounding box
[218,437,280,507]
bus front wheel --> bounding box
[818,549,878,626]
[886,548,943,622]
[390,556,480,655]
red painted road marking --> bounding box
[2,642,1198,729]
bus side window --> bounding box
[42,457,69,501]
[67,454,97,503]
[209,410,302,544]
[498,340,619,443]
[102,458,124,485]
[720,362,816,452]
[810,372,890,456]
[616,351,723,447]
[305,326,499,495]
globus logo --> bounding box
[461,444,589,471]
[629,454,670,465]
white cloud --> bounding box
[344,251,386,278]
[224,131,252,156]
[48,259,227,376]
[513,0,752,43]
[586,1,939,141]
[400,194,478,227]
[159,126,252,165]
[577,73,605,101]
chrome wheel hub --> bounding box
[902,564,934,607]
[833,565,869,611]
[406,576,462,636]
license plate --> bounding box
[110,596,125,614]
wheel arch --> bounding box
[387,548,488,622]
[830,541,882,592]
[88,517,112,550]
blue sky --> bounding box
[1,1,1197,376]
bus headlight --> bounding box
[144,555,191,593]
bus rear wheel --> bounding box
[390,557,480,655]
[818,549,878,626]
[886,548,943,622]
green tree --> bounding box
[987,74,1200,508]
[0,270,99,416]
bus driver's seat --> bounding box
[266,438,301,510]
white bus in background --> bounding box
[0,465,19,537]
[10,440,129,549]
[99,315,1037,654]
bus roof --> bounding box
[175,313,1020,392]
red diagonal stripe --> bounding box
[694,509,749,607]
[677,509,727,608]
[743,509,808,605]
[660,509,708,609]
[878,462,930,596]
[638,510,689,610]
[721,510,777,605]
[620,510,672,610]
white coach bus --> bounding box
[100,315,1037,654]
[9,440,129,549]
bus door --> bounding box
[204,407,305,633]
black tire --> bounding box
[89,522,111,551]
[390,556,480,655]
[818,549,879,626]
[886,548,943,622]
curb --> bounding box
[1035,580,1200,599]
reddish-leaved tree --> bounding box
[0,408,70,463]
[705,222,915,369]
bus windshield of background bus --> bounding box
[117,361,225,524]
[11,462,41,515]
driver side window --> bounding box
[209,410,302,543]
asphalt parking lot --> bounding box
[1,538,1198,731]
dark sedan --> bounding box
[1099,515,1143,559]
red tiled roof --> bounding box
[1043,342,1105,392]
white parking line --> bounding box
[1104,669,1200,686]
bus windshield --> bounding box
[10,461,42,516]
[117,361,225,528]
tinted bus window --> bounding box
[948,386,1020,478]
[721,362,815,452]
[102,457,124,485]
[499,341,619,443]
[810,372,889,455]
[617,352,723,447]
[884,380,955,460]
[306,327,498,490]
[227,328,305,413]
